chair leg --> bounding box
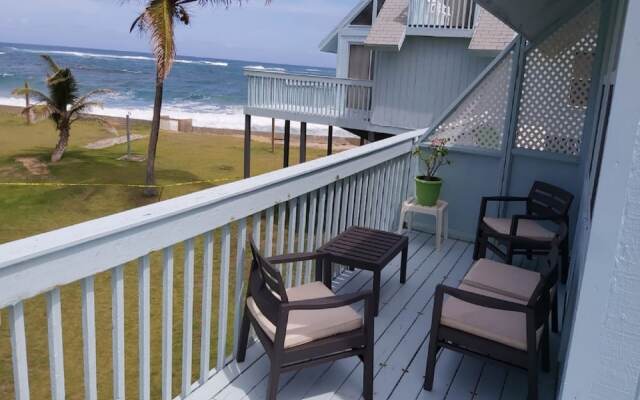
[527,350,539,400]
[236,306,251,362]
[423,335,439,390]
[373,271,381,316]
[363,344,374,400]
[473,231,482,260]
[506,244,514,265]
[266,363,281,400]
[400,244,408,284]
[541,322,550,373]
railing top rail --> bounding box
[0,129,424,276]
[243,68,374,87]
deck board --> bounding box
[202,233,561,400]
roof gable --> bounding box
[319,1,373,53]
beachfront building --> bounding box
[1,0,639,399]
[241,0,515,177]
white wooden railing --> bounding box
[245,68,373,123]
[408,0,477,32]
[0,128,424,400]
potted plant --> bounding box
[413,138,451,206]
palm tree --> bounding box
[13,55,111,162]
[130,0,266,196]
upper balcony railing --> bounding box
[0,127,423,400]
[407,0,477,37]
[245,68,374,128]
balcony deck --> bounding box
[199,232,559,400]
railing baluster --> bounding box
[382,161,396,230]
[47,288,65,400]
[81,276,98,400]
[296,194,307,286]
[139,255,151,400]
[367,167,379,229]
[9,302,29,400]
[316,186,327,249]
[377,163,391,229]
[364,168,375,228]
[265,207,275,257]
[340,178,349,233]
[305,190,318,283]
[347,175,356,228]
[233,218,248,355]
[216,224,231,370]
[111,265,125,400]
[276,202,286,272]
[286,198,298,287]
[325,183,335,242]
[332,181,342,238]
[181,239,195,397]
[200,232,214,384]
[353,173,363,226]
[162,247,174,400]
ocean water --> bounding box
[0,42,341,135]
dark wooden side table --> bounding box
[317,226,409,316]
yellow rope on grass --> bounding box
[0,177,239,189]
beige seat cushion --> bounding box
[441,283,542,351]
[463,258,541,302]
[483,217,555,241]
[247,281,363,349]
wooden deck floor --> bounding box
[195,232,560,400]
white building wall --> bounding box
[560,0,640,398]
[370,37,492,130]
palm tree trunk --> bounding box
[51,125,70,162]
[144,72,164,197]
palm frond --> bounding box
[12,87,55,105]
[73,115,118,135]
[24,104,55,121]
[133,0,183,79]
[40,54,61,73]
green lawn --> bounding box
[0,111,327,399]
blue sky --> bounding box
[1,0,359,67]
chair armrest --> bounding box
[437,284,529,314]
[509,214,562,237]
[482,196,529,203]
[479,196,529,220]
[283,290,373,311]
[267,252,323,265]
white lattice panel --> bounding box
[515,1,600,157]
[429,49,515,150]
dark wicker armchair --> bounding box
[236,240,375,400]
[473,180,573,283]
[425,224,566,400]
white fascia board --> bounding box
[319,0,373,53]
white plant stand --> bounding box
[398,197,448,250]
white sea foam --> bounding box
[175,59,228,67]
[0,73,14,78]
[11,47,228,67]
[244,65,286,72]
[305,68,321,72]
[0,96,353,137]
[0,52,5,55]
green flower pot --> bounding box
[415,176,442,206]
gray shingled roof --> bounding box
[469,7,516,52]
[364,0,408,51]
